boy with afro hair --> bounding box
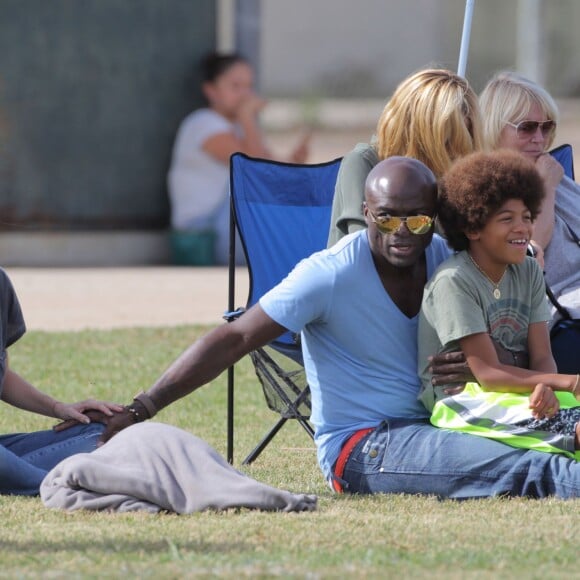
[418,149,580,459]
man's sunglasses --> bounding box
[367,208,435,235]
[504,119,556,139]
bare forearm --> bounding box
[145,326,246,410]
[472,361,576,393]
[1,369,58,417]
[533,154,562,249]
[531,192,556,249]
[145,310,285,412]
[92,307,286,444]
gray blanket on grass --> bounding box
[40,422,317,514]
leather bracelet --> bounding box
[133,391,158,419]
[126,400,149,423]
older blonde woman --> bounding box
[479,71,580,320]
[327,68,483,247]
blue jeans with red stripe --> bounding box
[342,418,580,498]
[0,423,105,496]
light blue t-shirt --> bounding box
[259,230,451,480]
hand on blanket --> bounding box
[529,384,559,420]
[429,351,473,394]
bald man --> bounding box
[94,157,580,498]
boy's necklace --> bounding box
[467,253,507,300]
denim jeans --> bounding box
[0,423,105,496]
[342,418,580,499]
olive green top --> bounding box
[326,142,379,248]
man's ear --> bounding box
[362,202,372,226]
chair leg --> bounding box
[242,417,288,465]
[298,417,315,439]
[227,365,235,464]
[242,415,315,465]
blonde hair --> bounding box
[375,68,483,178]
[479,70,559,151]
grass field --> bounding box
[1,326,578,579]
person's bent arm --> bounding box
[1,361,122,423]
[203,130,271,164]
[98,305,286,443]
[460,330,575,393]
[430,337,535,394]
[532,154,564,249]
[203,94,272,163]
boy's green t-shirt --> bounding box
[417,251,551,411]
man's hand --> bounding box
[52,399,123,425]
[55,407,137,445]
[429,351,473,395]
[52,409,111,430]
[97,408,136,445]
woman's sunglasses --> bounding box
[504,119,556,139]
[367,208,435,235]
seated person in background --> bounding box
[418,150,580,459]
[479,71,580,322]
[79,157,580,499]
[167,51,310,265]
[0,269,121,496]
[327,68,483,247]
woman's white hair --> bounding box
[479,70,559,151]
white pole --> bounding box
[217,0,236,52]
[457,0,476,77]
[516,0,545,85]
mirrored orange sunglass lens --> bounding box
[375,215,432,234]
[406,216,432,233]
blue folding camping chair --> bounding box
[550,143,575,180]
[546,143,578,373]
[224,153,342,464]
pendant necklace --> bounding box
[467,253,507,300]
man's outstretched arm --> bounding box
[96,305,286,443]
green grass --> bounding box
[1,326,579,579]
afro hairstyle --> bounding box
[438,149,545,251]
